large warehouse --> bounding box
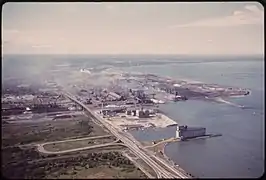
[176,125,206,140]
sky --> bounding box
[2,2,264,55]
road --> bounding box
[63,91,190,179]
[41,135,113,146]
[37,142,125,154]
[144,137,178,148]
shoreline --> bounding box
[161,141,194,178]
[160,134,223,178]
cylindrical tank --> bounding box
[132,110,136,116]
[139,110,144,118]
[144,110,149,117]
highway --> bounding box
[63,91,190,179]
[122,152,155,178]
[121,129,190,178]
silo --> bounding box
[144,110,150,117]
[139,110,145,118]
[127,110,131,115]
[132,110,136,116]
[136,110,139,116]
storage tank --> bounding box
[132,110,136,116]
[144,110,150,117]
[126,110,131,115]
[136,110,139,116]
[139,110,145,118]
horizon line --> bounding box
[2,53,264,57]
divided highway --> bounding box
[63,91,191,179]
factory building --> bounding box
[101,106,126,116]
[105,92,121,101]
[124,106,158,119]
[108,92,121,100]
[176,125,206,140]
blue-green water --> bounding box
[2,55,264,178]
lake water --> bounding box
[120,58,264,178]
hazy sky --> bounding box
[2,2,264,55]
